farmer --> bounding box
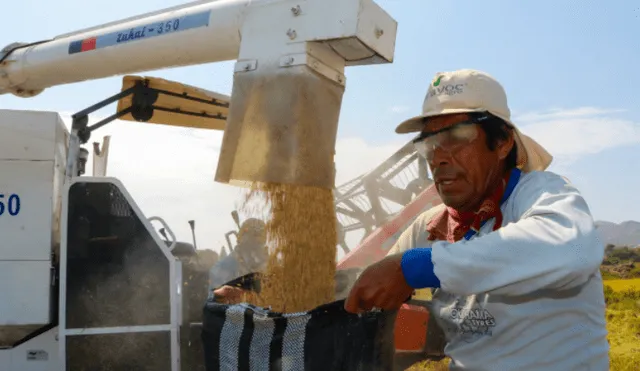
[208,218,268,303]
[344,69,610,370]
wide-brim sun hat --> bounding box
[396,69,553,172]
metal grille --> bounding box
[335,141,431,253]
[66,182,171,329]
[64,182,173,371]
[66,332,172,371]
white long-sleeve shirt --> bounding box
[390,170,610,371]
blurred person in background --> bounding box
[208,218,268,303]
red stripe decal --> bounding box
[80,37,97,52]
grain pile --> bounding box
[241,182,337,313]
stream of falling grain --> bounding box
[241,182,337,313]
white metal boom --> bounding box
[0,0,397,98]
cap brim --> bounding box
[396,109,554,172]
[395,108,487,134]
[493,114,553,172]
[511,125,553,172]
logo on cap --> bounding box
[427,83,465,98]
[433,76,443,87]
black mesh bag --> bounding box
[201,294,397,371]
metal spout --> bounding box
[215,64,343,189]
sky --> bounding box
[1,0,639,256]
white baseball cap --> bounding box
[396,69,553,172]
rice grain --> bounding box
[242,182,337,313]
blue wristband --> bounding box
[401,248,441,289]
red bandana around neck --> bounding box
[426,170,515,243]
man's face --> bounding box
[419,113,514,212]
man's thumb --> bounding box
[344,287,362,314]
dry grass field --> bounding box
[605,278,640,292]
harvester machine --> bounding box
[0,0,404,369]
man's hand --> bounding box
[213,285,252,305]
[344,253,415,313]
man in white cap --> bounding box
[345,69,610,370]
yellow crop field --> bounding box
[604,278,640,292]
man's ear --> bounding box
[497,131,515,160]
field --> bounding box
[604,278,640,292]
[408,278,640,371]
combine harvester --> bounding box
[0,0,445,369]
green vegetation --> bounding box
[601,245,640,280]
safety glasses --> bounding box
[413,118,483,160]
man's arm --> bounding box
[402,172,605,297]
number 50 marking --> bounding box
[0,194,21,216]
